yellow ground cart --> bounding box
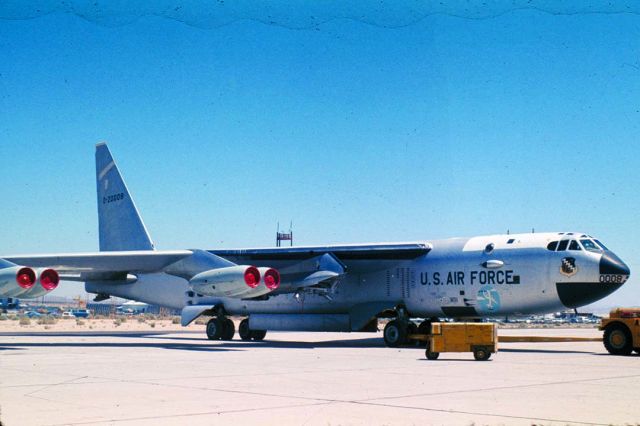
[425,322,497,361]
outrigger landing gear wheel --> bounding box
[383,320,407,348]
[603,323,633,355]
[239,319,252,341]
[206,317,224,340]
[221,318,235,341]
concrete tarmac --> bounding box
[1,328,639,425]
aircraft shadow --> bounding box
[0,340,238,353]
[153,335,388,349]
[0,333,388,351]
[0,330,199,338]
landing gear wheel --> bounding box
[417,320,432,347]
[473,346,491,361]
[239,319,252,341]
[425,343,439,360]
[251,330,267,341]
[603,324,633,355]
[417,320,432,335]
[206,318,224,340]
[406,322,419,346]
[221,318,235,340]
[383,320,407,348]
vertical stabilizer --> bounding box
[96,143,155,251]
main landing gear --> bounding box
[239,318,267,341]
[205,316,267,341]
[382,308,433,348]
[206,317,235,341]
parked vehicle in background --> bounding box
[72,309,90,318]
[62,311,75,318]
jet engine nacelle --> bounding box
[0,265,59,299]
[19,268,60,298]
[189,265,280,298]
[0,265,37,298]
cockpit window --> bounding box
[580,239,601,252]
[547,241,558,251]
[568,240,581,251]
[595,239,609,251]
[557,240,569,251]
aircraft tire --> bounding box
[206,318,224,340]
[406,322,419,346]
[416,320,431,347]
[251,330,267,341]
[221,318,235,340]
[383,320,407,348]
[239,319,252,341]
[417,320,432,335]
[603,323,633,355]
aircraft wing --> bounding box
[211,242,432,293]
[211,242,432,261]
[3,250,194,274]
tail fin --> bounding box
[96,142,155,251]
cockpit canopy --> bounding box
[547,233,608,252]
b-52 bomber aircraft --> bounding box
[1,143,631,346]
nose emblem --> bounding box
[561,257,577,276]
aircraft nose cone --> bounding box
[600,251,631,277]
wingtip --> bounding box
[96,141,107,148]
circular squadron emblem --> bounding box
[561,257,577,276]
[477,287,501,312]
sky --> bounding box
[0,2,639,309]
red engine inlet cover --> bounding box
[244,266,260,288]
[16,268,36,289]
[40,269,60,291]
[263,269,280,290]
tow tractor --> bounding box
[600,308,640,355]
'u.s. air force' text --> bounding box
[420,270,520,285]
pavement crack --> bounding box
[347,400,608,426]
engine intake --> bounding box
[16,267,36,289]
[262,268,280,290]
[40,269,60,291]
